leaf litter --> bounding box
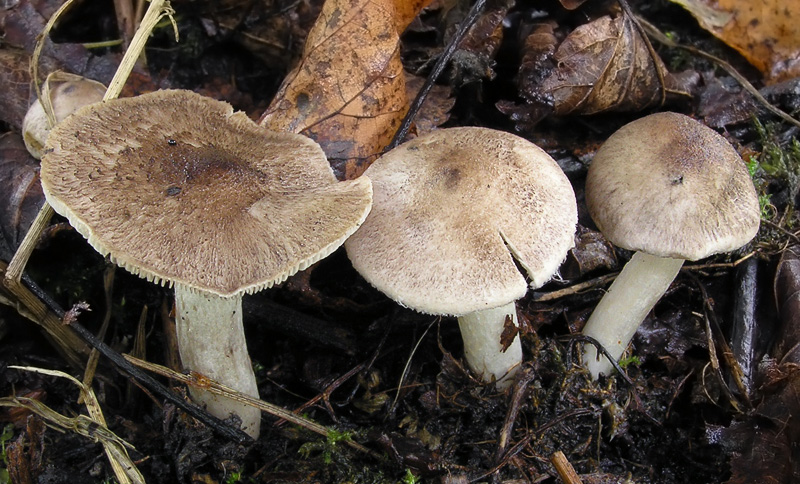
[2,0,800,483]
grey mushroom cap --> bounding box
[585,112,760,261]
[345,127,577,316]
[40,89,373,297]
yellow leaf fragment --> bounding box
[669,0,800,82]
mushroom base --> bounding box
[581,251,684,379]
[457,301,522,389]
[175,286,261,438]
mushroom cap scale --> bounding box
[585,112,760,261]
[345,127,577,316]
[41,89,373,297]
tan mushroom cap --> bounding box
[40,89,372,297]
[345,127,577,316]
[585,112,760,261]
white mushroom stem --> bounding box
[174,286,261,438]
[581,251,684,379]
[457,301,522,389]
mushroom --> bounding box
[345,127,577,388]
[22,72,107,159]
[39,89,373,438]
[581,112,760,379]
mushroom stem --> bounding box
[581,252,684,379]
[174,285,261,438]
[457,301,522,389]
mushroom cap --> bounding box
[345,127,577,316]
[585,112,760,261]
[23,75,107,159]
[41,89,372,297]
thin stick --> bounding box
[387,0,487,150]
[637,16,800,129]
[123,354,380,457]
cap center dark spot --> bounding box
[442,167,461,189]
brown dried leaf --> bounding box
[501,13,691,128]
[260,0,431,179]
[719,367,800,484]
[404,73,454,135]
[669,0,800,83]
[0,48,36,131]
[542,13,669,115]
[774,245,800,364]
[499,314,519,353]
[1,1,119,86]
[0,133,45,260]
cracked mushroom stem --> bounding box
[581,112,760,379]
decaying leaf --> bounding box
[0,133,45,260]
[260,0,431,179]
[773,245,800,364]
[669,0,800,83]
[0,48,37,131]
[499,13,691,128]
[404,74,454,135]
[1,0,119,88]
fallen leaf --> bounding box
[1,0,120,86]
[773,245,800,364]
[498,13,692,128]
[669,0,800,83]
[499,314,519,353]
[260,0,431,179]
[404,73,454,135]
[0,48,38,131]
[541,13,674,115]
[0,133,45,260]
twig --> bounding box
[637,16,800,130]
[387,0,487,150]
[123,355,381,457]
[494,366,536,464]
[531,273,618,302]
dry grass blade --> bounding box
[122,354,381,458]
[6,366,144,484]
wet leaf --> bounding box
[560,225,618,280]
[1,0,119,86]
[405,74,454,135]
[0,48,37,131]
[499,314,519,353]
[0,133,45,260]
[774,245,800,363]
[717,367,800,484]
[260,0,431,179]
[500,13,691,127]
[542,13,672,115]
[669,0,800,83]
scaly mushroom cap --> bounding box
[345,127,577,316]
[585,112,760,261]
[41,89,372,297]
